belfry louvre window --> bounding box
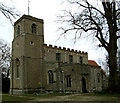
[31,23,37,33]
[17,25,20,35]
[80,56,83,64]
[66,75,71,87]
[48,70,54,83]
[56,53,61,62]
[69,55,73,64]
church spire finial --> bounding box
[28,0,30,15]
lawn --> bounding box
[1,93,120,102]
[2,94,33,102]
[2,93,70,102]
[68,93,120,102]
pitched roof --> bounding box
[88,60,99,66]
[88,60,106,74]
[101,69,106,74]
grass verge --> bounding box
[2,94,33,102]
[70,93,120,101]
[2,93,120,102]
[2,93,71,102]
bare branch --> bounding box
[67,0,105,17]
[0,2,20,25]
[117,36,120,39]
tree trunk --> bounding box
[104,2,120,92]
[108,36,118,92]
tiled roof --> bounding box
[88,60,99,66]
[88,60,106,74]
[101,69,106,74]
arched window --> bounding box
[97,73,100,83]
[48,70,54,83]
[16,58,20,78]
[66,75,71,87]
[17,25,20,35]
[31,23,37,33]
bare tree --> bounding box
[0,1,20,25]
[0,40,11,93]
[57,0,120,92]
[0,39,11,77]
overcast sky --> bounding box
[0,0,108,67]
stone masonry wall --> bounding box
[43,44,88,64]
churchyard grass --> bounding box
[68,93,120,101]
[2,93,70,102]
[2,94,33,102]
[2,93,120,102]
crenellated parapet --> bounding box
[43,44,88,55]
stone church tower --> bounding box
[10,15,44,94]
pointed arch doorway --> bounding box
[82,77,87,93]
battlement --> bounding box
[44,44,88,55]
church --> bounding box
[10,15,107,94]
